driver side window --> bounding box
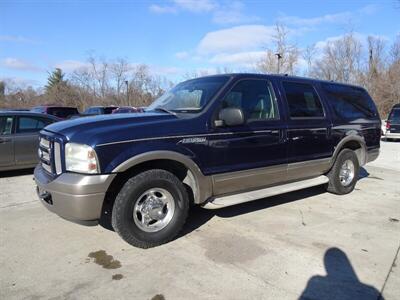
[222,79,279,122]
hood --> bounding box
[44,112,177,146]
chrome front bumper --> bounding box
[34,165,116,225]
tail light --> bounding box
[386,121,391,130]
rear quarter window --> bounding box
[322,83,378,120]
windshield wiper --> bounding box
[153,107,176,115]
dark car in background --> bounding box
[83,106,118,115]
[0,111,59,171]
[384,103,400,140]
[31,106,80,119]
[111,106,140,114]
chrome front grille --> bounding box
[39,135,62,175]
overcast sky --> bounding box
[1,0,399,87]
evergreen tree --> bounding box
[45,68,65,92]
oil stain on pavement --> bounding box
[112,274,124,280]
[88,250,121,269]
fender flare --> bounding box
[331,134,367,166]
[112,151,212,204]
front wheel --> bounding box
[112,169,189,248]
[326,149,360,195]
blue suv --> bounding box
[34,74,381,248]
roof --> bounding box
[192,73,365,90]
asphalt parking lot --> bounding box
[1,141,399,300]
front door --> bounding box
[209,78,287,195]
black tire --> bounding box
[326,149,360,195]
[111,169,189,248]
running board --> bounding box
[203,175,329,209]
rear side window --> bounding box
[17,117,51,133]
[0,117,13,135]
[322,83,378,120]
[282,82,324,118]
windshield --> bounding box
[389,108,400,121]
[147,76,230,113]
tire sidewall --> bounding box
[331,150,360,194]
[113,170,188,245]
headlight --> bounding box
[65,143,99,174]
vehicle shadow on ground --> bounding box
[180,185,327,237]
[182,166,371,237]
[100,167,370,236]
[0,168,34,178]
[99,185,327,234]
[299,247,383,300]
[359,167,370,180]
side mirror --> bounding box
[216,107,244,127]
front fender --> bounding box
[98,142,212,204]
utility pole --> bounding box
[125,80,129,106]
[275,53,282,73]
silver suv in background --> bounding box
[0,111,59,171]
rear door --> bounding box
[0,116,15,168]
[14,116,53,166]
[280,80,333,181]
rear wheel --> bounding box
[326,149,359,195]
[112,169,189,248]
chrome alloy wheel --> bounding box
[339,159,355,186]
[133,188,175,232]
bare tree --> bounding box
[310,32,363,83]
[110,57,130,101]
[258,23,300,74]
[303,44,316,76]
[367,36,386,77]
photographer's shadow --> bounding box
[300,247,383,300]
